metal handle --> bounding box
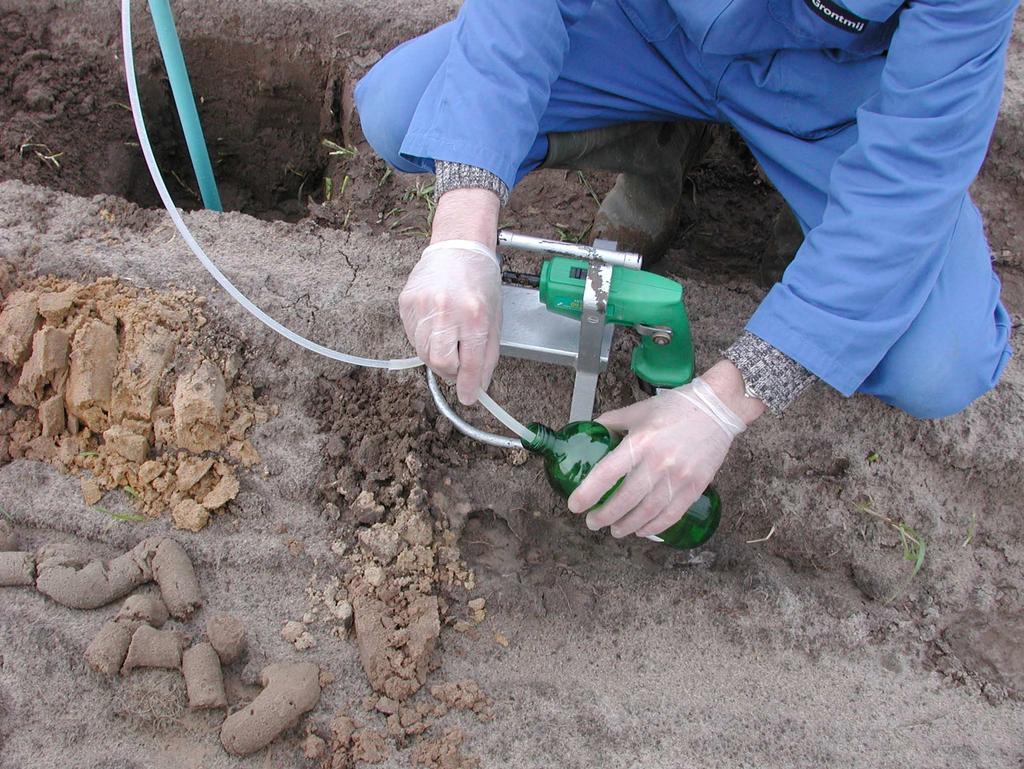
[498,230,642,270]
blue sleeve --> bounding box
[398,0,596,189]
[746,0,1019,396]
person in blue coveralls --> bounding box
[355,0,1018,540]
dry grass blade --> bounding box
[321,138,357,158]
[95,505,146,523]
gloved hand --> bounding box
[567,377,747,539]
[399,240,502,405]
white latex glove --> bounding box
[399,240,502,405]
[567,377,747,539]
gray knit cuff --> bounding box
[434,161,510,207]
[723,331,817,415]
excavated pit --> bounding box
[1,9,339,221]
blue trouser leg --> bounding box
[355,0,717,183]
[857,201,1012,418]
[355,31,451,175]
[717,89,1013,418]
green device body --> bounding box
[538,257,695,388]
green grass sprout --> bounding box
[855,498,927,604]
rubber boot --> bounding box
[758,205,803,287]
[542,121,712,262]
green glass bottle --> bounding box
[521,421,721,550]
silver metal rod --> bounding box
[498,230,642,270]
[569,260,611,422]
[425,369,522,449]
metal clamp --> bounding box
[569,247,614,422]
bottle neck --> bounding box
[522,423,556,454]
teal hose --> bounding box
[147,0,222,211]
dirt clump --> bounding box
[303,369,502,768]
[351,728,391,764]
[219,662,322,756]
[303,732,328,761]
[352,584,441,701]
[85,618,141,676]
[173,359,227,453]
[182,642,228,710]
[66,319,118,432]
[0,290,41,364]
[410,728,480,769]
[34,536,158,609]
[121,624,186,675]
[314,712,401,768]
[430,680,493,721]
[150,538,203,618]
[206,613,246,664]
[319,712,358,768]
[32,536,201,617]
[282,618,317,650]
[86,595,169,676]
[0,275,265,529]
[117,594,170,627]
[0,550,35,585]
[172,498,210,533]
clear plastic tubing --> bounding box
[120,0,536,441]
[121,0,417,370]
[477,390,535,443]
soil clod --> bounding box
[206,613,246,665]
[151,538,202,619]
[0,276,264,524]
[121,624,185,675]
[182,642,228,710]
[219,662,322,756]
[116,594,170,627]
[0,550,35,586]
[84,619,139,676]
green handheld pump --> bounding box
[497,232,719,549]
[538,256,695,389]
[429,231,721,549]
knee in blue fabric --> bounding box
[354,26,454,173]
[866,315,1012,419]
[354,66,416,171]
[875,372,990,420]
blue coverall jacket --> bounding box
[356,0,1018,417]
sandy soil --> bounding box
[1,1,1024,768]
